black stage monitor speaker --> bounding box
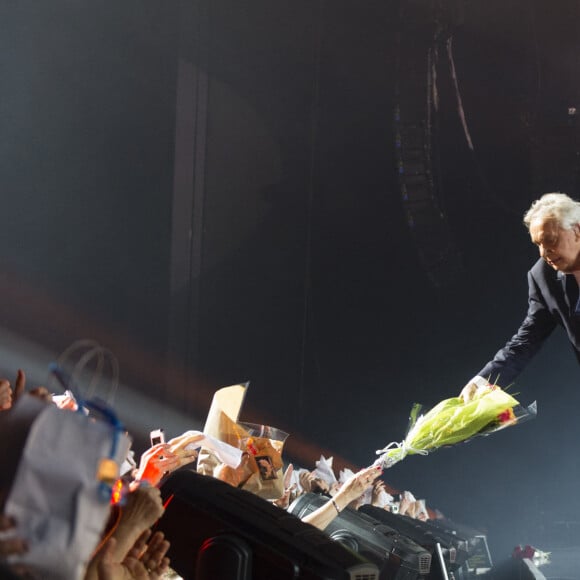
[289,493,432,579]
[489,557,546,580]
[359,505,470,578]
[425,517,492,574]
[156,470,379,580]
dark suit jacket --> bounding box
[477,258,580,385]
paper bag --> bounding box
[0,395,130,580]
[236,422,289,500]
[197,384,289,499]
[198,383,247,476]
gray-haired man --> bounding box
[462,192,580,398]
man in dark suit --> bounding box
[461,192,580,399]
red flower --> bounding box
[497,408,516,424]
[513,544,535,560]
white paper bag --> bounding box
[0,395,130,580]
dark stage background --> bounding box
[1,0,580,564]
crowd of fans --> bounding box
[0,368,436,580]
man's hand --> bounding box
[459,376,494,403]
[459,380,479,404]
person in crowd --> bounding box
[414,499,429,521]
[85,485,169,580]
[0,370,25,411]
[0,513,33,579]
[95,530,168,580]
[289,461,430,521]
[0,370,51,412]
[132,441,198,488]
[462,192,580,398]
[272,464,297,510]
[298,469,331,495]
[301,465,382,531]
[371,479,394,509]
[0,379,13,411]
[0,362,436,579]
[0,368,175,580]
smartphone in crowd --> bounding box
[150,428,165,446]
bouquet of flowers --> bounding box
[376,382,536,469]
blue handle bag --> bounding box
[0,393,130,580]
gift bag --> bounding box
[197,384,289,500]
[0,394,130,580]
[48,340,120,409]
[236,422,289,500]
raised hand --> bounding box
[0,514,27,559]
[134,444,181,487]
[334,465,382,508]
[0,369,26,411]
[129,530,170,579]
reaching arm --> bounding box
[302,466,381,531]
[474,270,556,388]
